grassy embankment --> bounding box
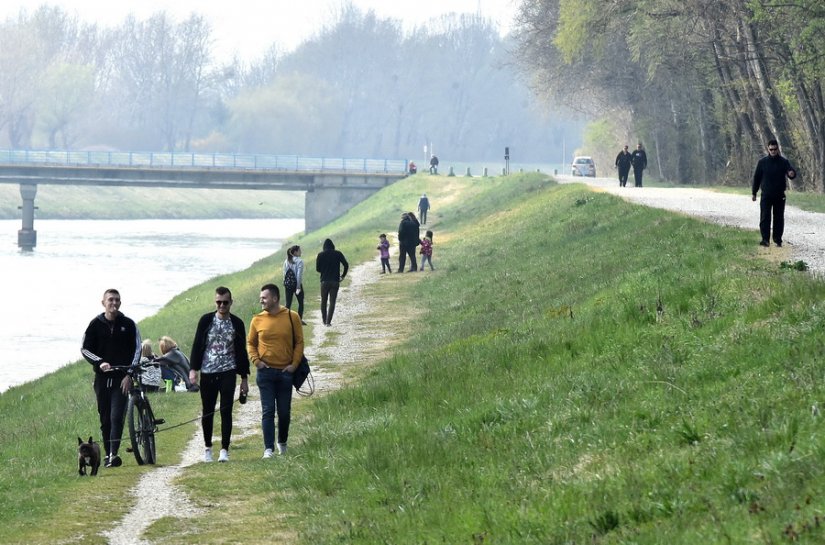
[0,184,304,219]
[2,172,825,543]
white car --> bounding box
[571,156,596,177]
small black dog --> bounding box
[77,436,101,476]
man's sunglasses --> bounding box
[215,300,231,306]
[768,147,778,151]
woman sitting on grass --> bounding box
[156,336,198,392]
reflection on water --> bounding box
[0,218,303,393]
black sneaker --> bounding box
[759,240,769,247]
[775,241,782,247]
[106,454,122,468]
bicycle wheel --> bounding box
[127,395,156,465]
[141,403,157,464]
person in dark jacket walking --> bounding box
[752,139,797,247]
[631,143,647,187]
[316,239,349,326]
[418,194,431,224]
[397,212,421,272]
[615,145,633,187]
[188,286,250,463]
[81,288,141,469]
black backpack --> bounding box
[284,266,297,292]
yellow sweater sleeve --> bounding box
[247,308,303,368]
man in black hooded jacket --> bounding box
[81,288,141,468]
[752,139,796,247]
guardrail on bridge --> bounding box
[0,149,409,174]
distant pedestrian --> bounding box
[247,283,304,458]
[429,155,439,175]
[615,145,632,187]
[283,245,306,324]
[752,138,796,247]
[316,238,349,326]
[189,286,250,463]
[397,212,420,272]
[409,161,417,175]
[377,233,392,274]
[418,193,430,224]
[631,143,647,187]
[81,288,141,469]
[419,230,434,271]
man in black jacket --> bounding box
[615,145,633,187]
[397,212,420,272]
[81,288,141,468]
[316,238,349,326]
[752,139,797,247]
[188,286,250,463]
[631,143,647,187]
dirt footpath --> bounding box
[102,260,413,544]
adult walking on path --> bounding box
[316,238,349,326]
[188,286,250,463]
[615,145,633,187]
[283,245,307,324]
[752,138,797,247]
[397,212,421,272]
[631,143,648,187]
[247,284,304,458]
[418,194,431,224]
[81,288,141,469]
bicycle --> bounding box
[114,361,165,465]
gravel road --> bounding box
[558,175,825,276]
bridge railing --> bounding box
[0,149,409,174]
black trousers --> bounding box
[320,280,340,324]
[398,244,417,272]
[618,168,630,187]
[633,167,644,187]
[760,194,786,244]
[94,375,128,457]
[199,370,237,450]
[284,285,304,318]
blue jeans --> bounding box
[256,366,293,449]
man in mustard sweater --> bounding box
[247,283,304,458]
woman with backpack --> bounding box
[283,245,306,325]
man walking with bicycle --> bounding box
[81,288,141,468]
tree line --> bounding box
[0,4,578,163]
[514,0,825,191]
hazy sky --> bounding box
[0,0,519,61]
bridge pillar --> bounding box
[18,183,37,251]
[304,176,388,232]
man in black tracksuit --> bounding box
[751,138,797,247]
[631,143,647,187]
[81,288,141,468]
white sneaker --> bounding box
[203,448,213,463]
[262,448,274,459]
[218,449,229,463]
[277,442,288,455]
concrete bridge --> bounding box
[0,149,409,250]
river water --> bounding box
[0,218,303,393]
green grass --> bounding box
[2,172,825,543]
